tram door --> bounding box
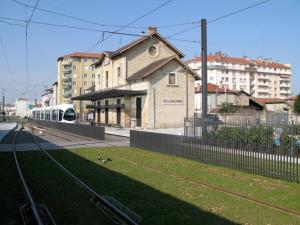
[116,99,121,125]
[105,100,109,124]
[136,97,142,127]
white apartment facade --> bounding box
[15,98,30,118]
[41,81,58,107]
[187,52,291,99]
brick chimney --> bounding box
[215,51,223,57]
[148,26,157,33]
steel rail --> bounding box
[117,155,300,218]
[30,124,97,141]
[29,126,139,225]
[28,124,128,146]
[12,126,45,225]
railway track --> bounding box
[26,124,141,225]
[12,125,56,225]
[115,155,300,219]
[28,124,129,147]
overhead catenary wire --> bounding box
[86,0,174,52]
[156,21,200,28]
[207,0,271,24]
[10,0,204,30]
[0,16,146,36]
[0,16,201,44]
[25,0,40,28]
[24,0,40,95]
[167,0,272,38]
[10,0,147,30]
[0,20,25,27]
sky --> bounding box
[0,0,299,103]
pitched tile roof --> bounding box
[253,60,290,69]
[255,98,285,104]
[188,55,251,65]
[186,53,290,69]
[195,83,236,94]
[57,52,103,61]
[286,96,297,101]
[127,56,199,81]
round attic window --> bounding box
[148,45,159,57]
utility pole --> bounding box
[201,19,208,136]
[2,89,6,121]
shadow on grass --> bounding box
[1,129,241,225]
[48,148,241,225]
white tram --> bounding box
[31,104,76,123]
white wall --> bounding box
[15,99,30,118]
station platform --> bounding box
[0,123,18,143]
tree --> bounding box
[294,94,300,114]
[219,102,239,113]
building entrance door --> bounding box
[116,99,121,125]
[136,97,142,127]
[97,109,100,123]
[105,100,109,124]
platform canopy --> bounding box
[71,89,147,101]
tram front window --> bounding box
[63,108,76,121]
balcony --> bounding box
[280,88,289,93]
[245,66,257,72]
[63,70,72,74]
[280,93,289,98]
[63,92,72,99]
[280,83,290,88]
[257,82,270,88]
[63,84,72,90]
[63,62,72,66]
[216,65,227,69]
[63,77,72,83]
[258,77,270,82]
[258,90,270,94]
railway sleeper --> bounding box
[20,203,56,225]
[90,196,142,225]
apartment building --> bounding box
[187,52,291,99]
[41,81,58,107]
[15,98,31,118]
[72,27,199,128]
[57,52,102,119]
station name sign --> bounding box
[103,60,110,66]
[161,99,183,105]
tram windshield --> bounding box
[63,108,76,121]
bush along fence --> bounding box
[130,124,300,183]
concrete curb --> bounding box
[105,131,130,138]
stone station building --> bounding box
[72,28,199,129]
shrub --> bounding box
[294,94,300,114]
[209,126,273,148]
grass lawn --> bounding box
[1,147,300,225]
